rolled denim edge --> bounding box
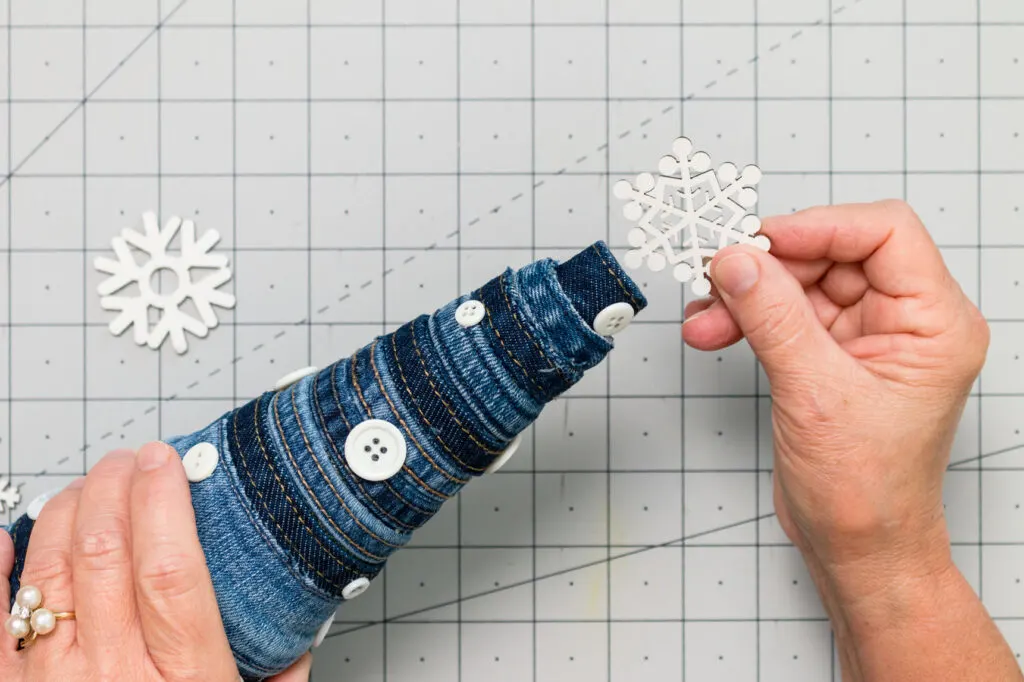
[512,257,621,383]
[556,241,649,318]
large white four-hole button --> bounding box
[344,420,407,482]
[592,302,635,337]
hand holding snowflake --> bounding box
[614,136,770,296]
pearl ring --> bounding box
[4,586,75,648]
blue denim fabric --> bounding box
[6,241,646,680]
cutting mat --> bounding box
[2,1,1023,680]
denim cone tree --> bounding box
[6,241,647,680]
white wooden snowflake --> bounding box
[0,477,21,514]
[614,136,770,296]
[94,212,236,355]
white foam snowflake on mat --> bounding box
[0,477,21,514]
[614,136,770,296]
[94,212,236,355]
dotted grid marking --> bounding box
[18,0,867,479]
[320,440,1024,641]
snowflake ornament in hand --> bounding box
[0,477,21,514]
[95,212,236,355]
[614,136,770,296]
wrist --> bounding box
[821,518,955,610]
[809,523,960,653]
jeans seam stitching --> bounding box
[499,271,567,382]
[290,387,402,550]
[272,391,388,562]
[317,367,418,532]
[235,399,350,587]
[350,351,451,502]
[591,243,642,309]
[367,339,465,491]
[220,416,331,600]
[483,293,546,395]
[409,322,503,457]
[391,331,488,472]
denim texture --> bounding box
[6,241,646,680]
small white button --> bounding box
[592,302,635,337]
[274,366,318,391]
[455,300,486,328]
[485,434,522,474]
[344,420,407,482]
[183,443,219,483]
[27,489,61,521]
[313,611,336,647]
[342,577,371,600]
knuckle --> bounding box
[74,526,130,568]
[23,547,72,585]
[137,554,202,605]
[747,298,806,355]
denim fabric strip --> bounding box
[229,394,376,595]
[349,344,453,510]
[313,359,432,532]
[385,320,508,474]
[268,383,409,561]
[287,375,412,551]
[428,296,537,441]
[555,241,647,323]
[170,418,339,679]
[478,271,571,403]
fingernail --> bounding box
[137,443,172,472]
[713,253,760,297]
[66,477,85,490]
[682,308,710,326]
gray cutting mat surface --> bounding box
[2,1,1023,680]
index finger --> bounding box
[129,442,237,681]
[760,200,952,298]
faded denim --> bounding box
[7,241,647,680]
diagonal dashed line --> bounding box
[25,0,863,475]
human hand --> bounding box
[682,200,988,595]
[1,444,313,681]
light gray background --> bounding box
[1,0,1023,680]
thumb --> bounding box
[267,653,313,682]
[709,245,844,385]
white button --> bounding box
[342,577,371,600]
[27,489,61,521]
[485,434,522,474]
[344,420,407,482]
[592,302,635,337]
[455,300,486,328]
[183,443,219,483]
[313,611,336,648]
[274,366,318,391]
